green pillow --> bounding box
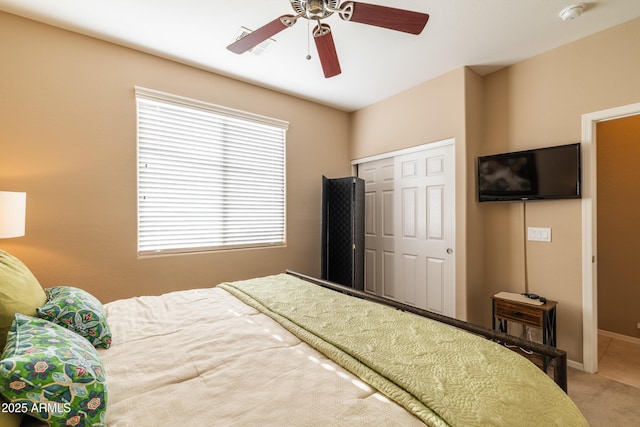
[0,314,107,426]
[0,250,47,350]
[37,286,112,349]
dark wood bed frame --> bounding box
[286,270,568,392]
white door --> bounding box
[357,141,455,317]
[359,157,395,298]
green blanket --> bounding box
[220,274,587,426]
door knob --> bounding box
[447,248,453,254]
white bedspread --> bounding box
[99,286,426,426]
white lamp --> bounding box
[0,191,27,238]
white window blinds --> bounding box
[135,87,288,256]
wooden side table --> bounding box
[492,293,557,369]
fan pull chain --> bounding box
[306,19,311,60]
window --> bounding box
[135,87,288,256]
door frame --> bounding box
[350,138,455,169]
[581,102,640,373]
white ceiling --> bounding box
[2,0,639,112]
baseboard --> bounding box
[599,329,640,345]
[567,359,584,371]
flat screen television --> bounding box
[477,143,581,202]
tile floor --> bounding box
[598,333,640,388]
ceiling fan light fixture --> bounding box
[559,3,585,22]
[290,0,340,20]
[228,1,429,78]
[306,0,325,19]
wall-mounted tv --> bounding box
[477,143,581,202]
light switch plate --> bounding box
[528,227,552,242]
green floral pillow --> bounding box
[0,250,48,351]
[0,314,107,426]
[37,286,112,349]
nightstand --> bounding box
[491,293,558,348]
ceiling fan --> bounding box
[227,0,429,78]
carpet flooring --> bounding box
[568,368,640,427]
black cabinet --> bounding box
[321,176,365,290]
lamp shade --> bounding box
[0,191,27,238]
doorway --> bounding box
[353,138,456,317]
[581,102,640,373]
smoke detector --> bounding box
[559,3,585,22]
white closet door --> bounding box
[358,141,455,317]
[360,157,396,298]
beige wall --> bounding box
[0,12,351,302]
[596,115,640,338]
[350,67,485,321]
[483,18,640,362]
[3,9,640,364]
[351,18,640,363]
[350,68,466,160]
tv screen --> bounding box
[477,143,581,202]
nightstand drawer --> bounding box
[494,299,542,328]
[492,293,558,362]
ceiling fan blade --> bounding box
[313,24,341,78]
[227,15,296,54]
[340,2,429,35]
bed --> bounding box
[0,251,587,426]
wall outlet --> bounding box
[528,227,552,242]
